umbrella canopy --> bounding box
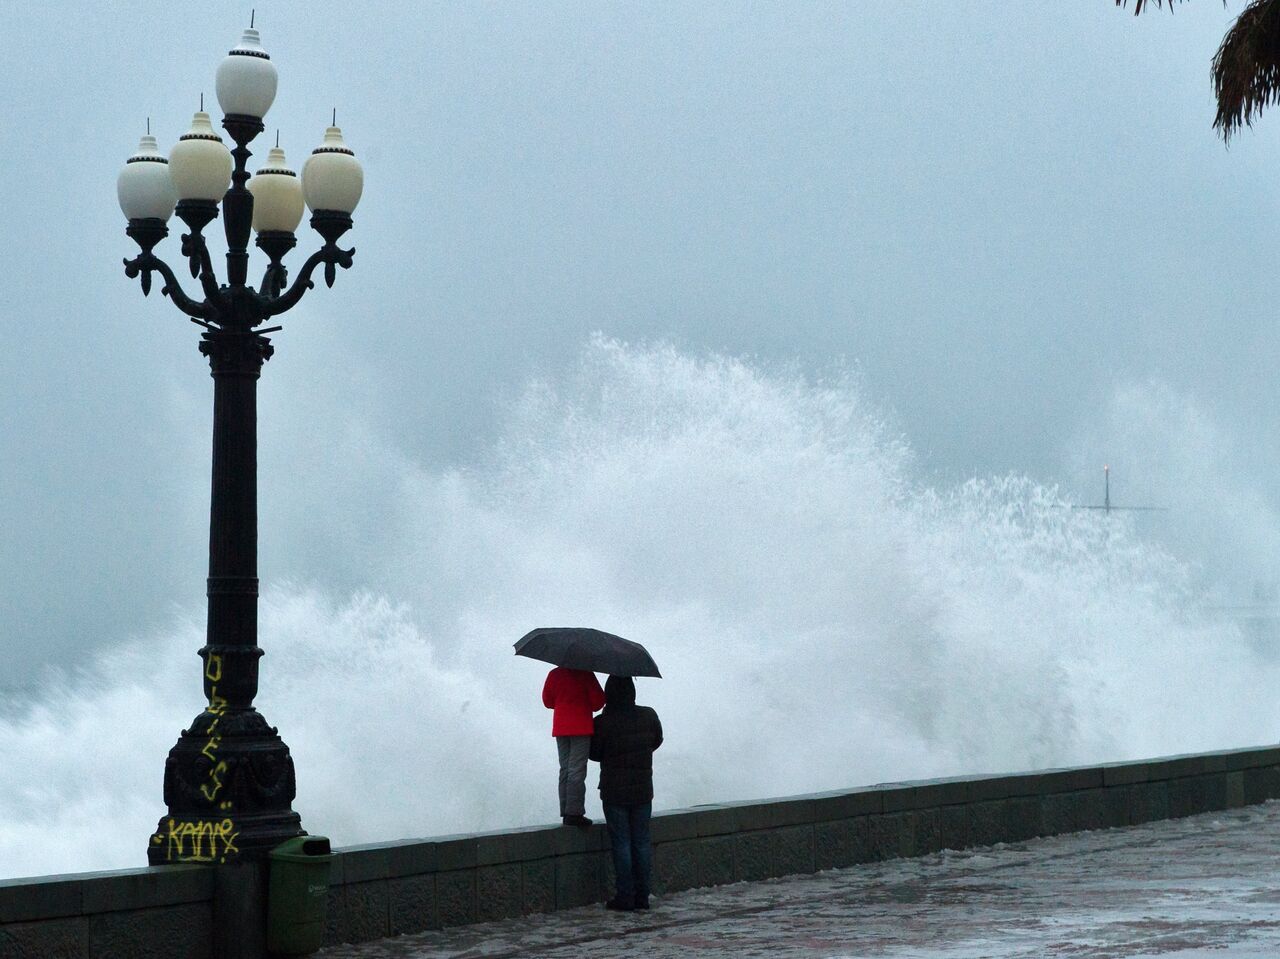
[514,627,662,678]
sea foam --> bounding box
[1,338,1273,879]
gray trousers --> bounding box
[556,735,591,817]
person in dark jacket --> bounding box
[589,675,663,911]
[542,666,606,826]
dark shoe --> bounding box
[606,896,635,911]
[633,895,650,910]
[562,815,592,827]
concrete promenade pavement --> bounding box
[316,800,1280,958]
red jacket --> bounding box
[542,667,605,737]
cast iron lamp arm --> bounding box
[258,261,286,299]
[181,232,225,307]
[123,251,215,320]
[260,240,355,317]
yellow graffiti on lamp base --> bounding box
[155,817,240,863]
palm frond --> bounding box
[1212,0,1280,139]
[1117,0,1280,140]
[1116,0,1194,13]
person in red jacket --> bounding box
[542,666,606,826]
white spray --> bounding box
[1,338,1275,879]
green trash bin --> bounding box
[267,835,333,956]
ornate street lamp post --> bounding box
[117,26,363,866]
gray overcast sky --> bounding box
[3,1,1279,681]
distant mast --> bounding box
[1072,466,1166,515]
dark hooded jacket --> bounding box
[589,676,663,806]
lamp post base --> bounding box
[148,705,303,865]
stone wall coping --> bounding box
[306,743,1277,882]
[0,864,212,923]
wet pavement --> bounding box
[317,801,1280,958]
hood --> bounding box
[605,675,636,706]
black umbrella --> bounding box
[514,627,662,678]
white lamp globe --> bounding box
[118,134,177,221]
[169,112,233,202]
[248,146,305,233]
[215,28,277,120]
[301,126,363,215]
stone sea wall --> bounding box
[3,744,1279,958]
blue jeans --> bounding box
[603,802,652,904]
